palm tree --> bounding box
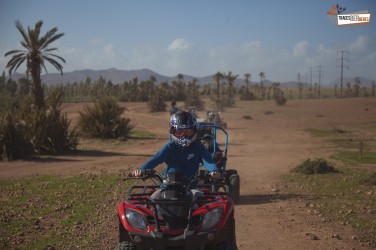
[259,72,265,85]
[353,77,361,97]
[259,72,266,99]
[212,72,224,105]
[244,73,251,91]
[346,82,351,97]
[5,20,65,108]
[176,73,184,85]
[224,71,239,106]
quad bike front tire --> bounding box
[230,174,240,204]
[227,172,240,204]
[116,219,137,250]
[114,241,137,250]
[205,210,237,250]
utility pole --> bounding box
[297,73,301,85]
[317,65,324,98]
[297,73,302,99]
[337,50,349,97]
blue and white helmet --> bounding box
[170,111,197,147]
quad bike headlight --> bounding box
[126,209,147,230]
[201,206,223,231]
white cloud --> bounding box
[103,44,115,60]
[348,35,369,52]
[168,38,190,52]
[242,41,261,54]
[3,35,373,84]
[165,56,180,71]
[293,41,310,57]
[90,38,106,45]
[130,45,159,68]
[317,44,334,56]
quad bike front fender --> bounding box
[128,230,220,250]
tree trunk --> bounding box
[31,63,45,109]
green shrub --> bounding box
[242,115,253,120]
[184,83,204,111]
[291,158,338,174]
[0,112,32,160]
[274,89,287,106]
[147,88,166,112]
[212,99,225,112]
[359,172,376,186]
[0,89,78,159]
[77,96,133,138]
[24,90,78,154]
[239,88,256,101]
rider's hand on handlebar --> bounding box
[210,171,221,179]
[132,170,142,177]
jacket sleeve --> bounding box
[138,144,170,170]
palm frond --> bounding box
[46,53,66,63]
[33,20,43,42]
[44,57,64,74]
[4,49,24,57]
[44,27,58,39]
[39,59,48,74]
[7,57,26,75]
[39,27,58,48]
[44,47,58,52]
[6,53,26,67]
[28,21,43,50]
[20,41,31,51]
[15,20,30,46]
[40,33,64,50]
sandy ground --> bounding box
[1,98,375,249]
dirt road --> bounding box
[1,98,375,249]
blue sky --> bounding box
[0,0,375,84]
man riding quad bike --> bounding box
[196,122,240,204]
[116,170,237,250]
[115,111,237,249]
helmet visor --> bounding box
[174,128,195,138]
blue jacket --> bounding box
[139,141,218,179]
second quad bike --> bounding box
[115,169,237,250]
[196,122,240,204]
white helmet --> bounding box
[169,111,197,147]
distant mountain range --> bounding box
[8,68,214,85]
[6,68,375,88]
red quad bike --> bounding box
[116,169,237,250]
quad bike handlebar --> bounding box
[127,169,163,182]
[128,169,223,182]
[126,169,227,194]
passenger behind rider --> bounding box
[132,111,221,198]
[200,134,226,170]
